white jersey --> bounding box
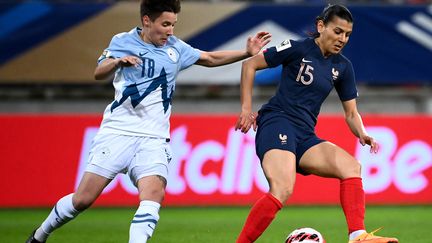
[97,27,201,138]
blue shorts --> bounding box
[255,111,325,174]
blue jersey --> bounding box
[96,27,200,138]
[261,38,358,130]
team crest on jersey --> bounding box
[332,68,339,81]
[276,39,292,52]
[167,48,178,62]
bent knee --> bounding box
[149,187,166,200]
[139,186,166,202]
[341,159,362,179]
[72,194,94,211]
[270,184,294,202]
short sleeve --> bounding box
[335,59,358,101]
[176,39,201,70]
[264,39,301,68]
[97,33,127,65]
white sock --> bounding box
[349,230,367,240]
[129,200,161,243]
[35,194,79,241]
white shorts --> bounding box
[85,133,172,186]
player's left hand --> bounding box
[246,31,272,56]
[359,134,379,154]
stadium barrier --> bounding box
[1,114,431,207]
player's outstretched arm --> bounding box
[342,99,379,153]
[235,52,268,134]
[195,31,271,67]
[94,56,142,80]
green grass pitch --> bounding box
[2,206,431,242]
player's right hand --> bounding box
[116,56,142,68]
[235,110,258,133]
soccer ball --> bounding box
[285,227,326,243]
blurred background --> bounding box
[0,0,431,114]
[1,0,431,208]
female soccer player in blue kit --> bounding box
[26,1,270,243]
[235,4,398,243]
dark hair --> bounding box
[312,4,353,38]
[140,0,181,21]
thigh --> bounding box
[299,141,361,179]
[262,149,297,201]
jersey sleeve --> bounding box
[176,38,201,70]
[263,39,301,68]
[97,33,128,65]
[335,59,358,101]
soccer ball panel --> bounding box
[285,227,326,243]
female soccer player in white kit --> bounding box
[26,0,271,242]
